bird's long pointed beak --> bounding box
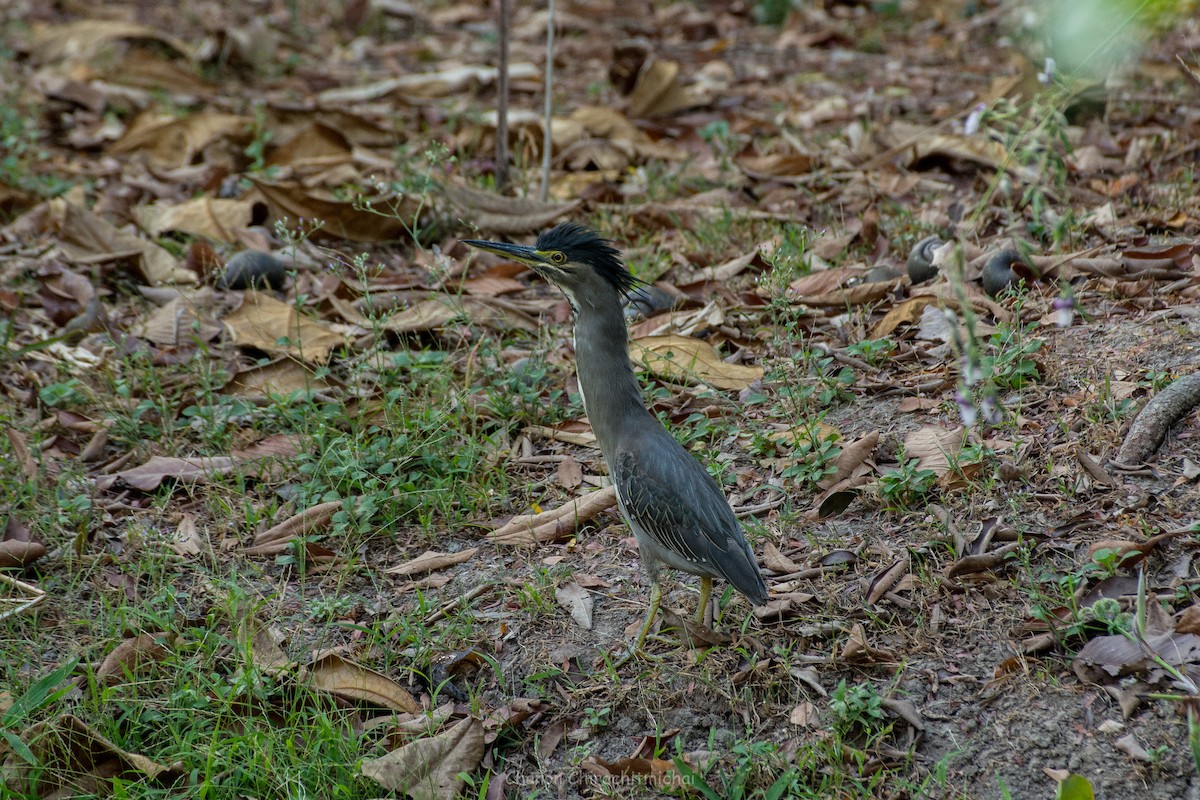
[462,238,546,268]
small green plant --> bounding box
[672,741,800,800]
[243,105,275,175]
[581,706,611,731]
[829,679,887,738]
[986,325,1043,391]
[781,425,841,488]
[845,338,896,368]
[37,379,87,409]
[877,456,936,509]
[753,0,794,25]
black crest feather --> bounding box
[536,222,639,296]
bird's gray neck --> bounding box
[569,288,654,454]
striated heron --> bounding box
[464,222,769,655]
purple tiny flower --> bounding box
[961,356,983,387]
[1053,295,1075,328]
[980,394,1002,425]
[963,103,986,136]
[956,391,978,427]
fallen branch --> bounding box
[488,486,617,545]
[1111,373,1200,468]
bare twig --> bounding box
[425,584,491,625]
[0,572,47,622]
[540,0,555,202]
[495,0,510,191]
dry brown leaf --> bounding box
[461,273,527,297]
[266,122,353,171]
[0,515,47,569]
[36,198,195,285]
[867,559,909,606]
[841,622,893,662]
[736,151,816,180]
[631,334,762,390]
[226,359,332,398]
[249,178,416,243]
[360,717,485,799]
[489,486,617,545]
[135,197,263,242]
[305,652,421,713]
[762,542,803,573]
[97,455,238,491]
[819,431,878,489]
[444,183,578,234]
[326,63,537,104]
[581,754,683,787]
[1076,632,1200,678]
[4,714,182,796]
[788,701,818,727]
[170,513,205,556]
[28,19,193,64]
[245,500,343,555]
[628,58,703,117]
[94,633,174,685]
[903,425,965,478]
[557,106,686,161]
[110,110,247,170]
[135,296,224,346]
[557,455,583,489]
[385,548,479,577]
[554,581,594,630]
[223,292,346,363]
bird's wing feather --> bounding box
[613,435,766,602]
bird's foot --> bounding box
[611,644,665,667]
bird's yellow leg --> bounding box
[615,584,663,666]
[633,582,662,651]
[695,576,713,626]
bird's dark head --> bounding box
[463,223,640,306]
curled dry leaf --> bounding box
[239,615,292,671]
[305,652,421,714]
[4,714,182,796]
[945,541,1022,578]
[245,499,343,555]
[488,486,617,545]
[631,334,763,391]
[819,431,878,489]
[1075,632,1200,678]
[96,455,238,492]
[94,633,175,685]
[444,182,579,234]
[360,717,485,800]
[581,754,684,788]
[841,622,893,662]
[135,197,264,243]
[0,515,47,569]
[249,177,417,243]
[225,359,333,398]
[867,559,909,606]
[386,548,478,577]
[135,296,224,346]
[29,19,193,65]
[37,198,195,285]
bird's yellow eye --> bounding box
[550,251,567,264]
